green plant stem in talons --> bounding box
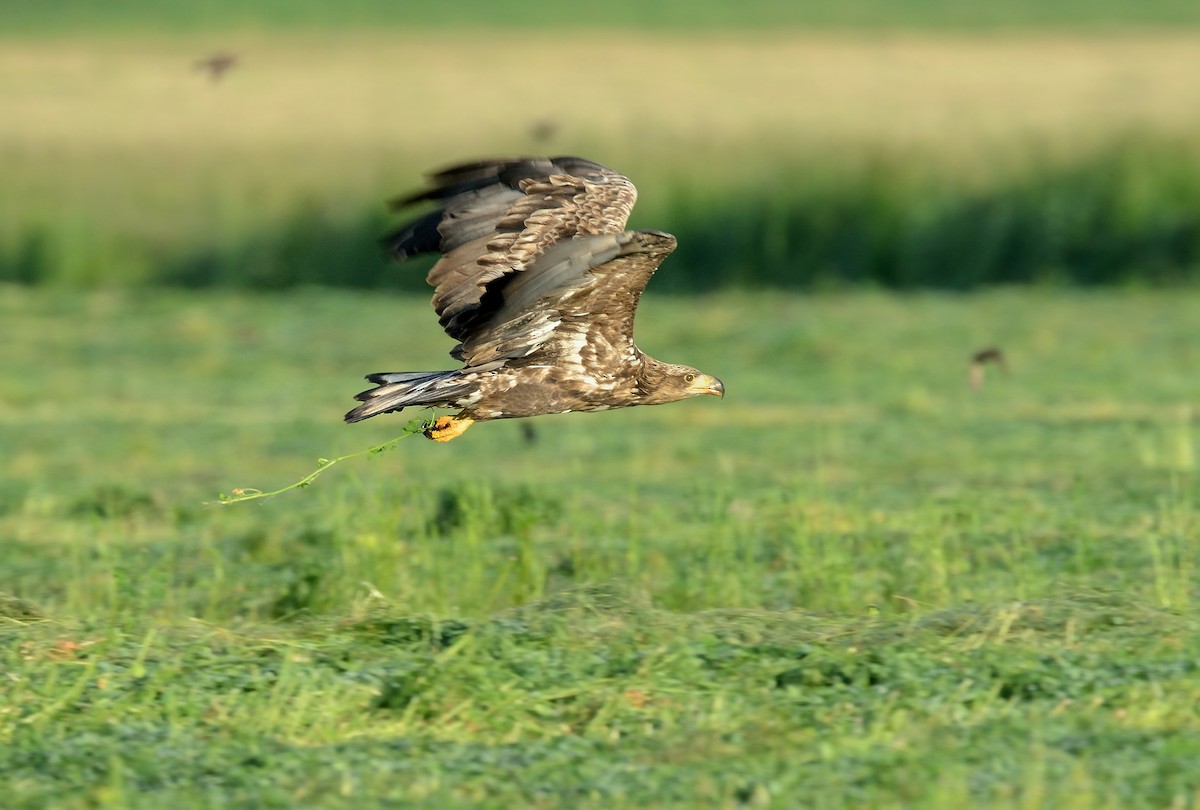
[213,417,429,505]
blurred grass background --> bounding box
[3,8,1200,289]
[9,0,1200,32]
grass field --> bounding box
[4,31,1200,287]
[9,0,1200,34]
[2,286,1198,806]
[4,4,1200,804]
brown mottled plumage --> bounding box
[344,156,724,441]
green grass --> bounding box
[2,287,1198,806]
[5,12,1199,806]
[8,0,1200,34]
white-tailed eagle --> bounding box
[345,156,724,441]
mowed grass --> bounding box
[2,286,1198,807]
[5,32,1200,287]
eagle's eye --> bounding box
[684,373,695,383]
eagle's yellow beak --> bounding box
[690,374,725,398]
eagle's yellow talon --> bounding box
[424,416,475,442]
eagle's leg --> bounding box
[424,415,475,443]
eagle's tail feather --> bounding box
[344,370,470,424]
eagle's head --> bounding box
[638,361,725,405]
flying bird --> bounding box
[968,346,1008,391]
[529,119,560,144]
[194,52,239,83]
[345,156,725,441]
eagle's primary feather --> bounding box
[344,156,724,440]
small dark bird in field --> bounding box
[345,156,725,442]
[969,346,1008,391]
[194,52,239,83]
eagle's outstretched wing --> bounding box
[347,156,722,435]
[385,156,671,369]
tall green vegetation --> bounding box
[636,139,1200,290]
[5,139,1200,290]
